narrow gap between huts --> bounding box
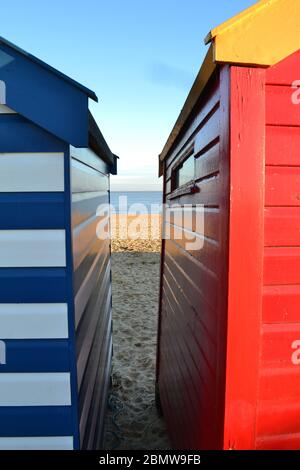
[104,214,170,450]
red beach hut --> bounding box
[156,0,300,450]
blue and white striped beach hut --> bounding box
[0,37,117,449]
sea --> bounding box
[110,191,163,214]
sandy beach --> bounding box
[104,215,171,450]
[110,214,162,253]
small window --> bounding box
[173,153,195,189]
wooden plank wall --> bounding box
[224,66,265,450]
[157,68,230,450]
[71,146,112,449]
[0,108,78,449]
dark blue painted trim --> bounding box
[64,147,80,448]
[0,268,67,303]
[88,111,115,169]
[0,340,70,372]
[0,114,70,152]
[0,407,73,436]
[0,193,65,229]
[0,36,97,102]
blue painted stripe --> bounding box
[0,268,67,302]
[0,193,65,229]
[0,340,69,372]
[0,406,73,436]
[0,114,67,152]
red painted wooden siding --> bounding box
[256,50,300,450]
[157,67,230,450]
[225,54,300,450]
[158,49,300,451]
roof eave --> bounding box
[88,111,117,173]
[159,0,300,171]
[159,44,216,169]
[0,36,98,102]
[204,0,300,67]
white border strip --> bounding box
[0,81,6,104]
[0,230,66,267]
[0,304,68,339]
[0,436,73,450]
[0,373,71,406]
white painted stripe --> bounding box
[72,159,108,193]
[0,230,66,267]
[72,190,107,203]
[0,304,68,339]
[0,373,71,406]
[0,81,6,104]
[0,153,64,192]
[0,436,73,450]
[0,104,16,114]
[70,145,108,174]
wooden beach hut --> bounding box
[0,37,117,449]
[156,0,300,450]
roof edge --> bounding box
[159,45,216,168]
[88,111,117,173]
[203,0,300,67]
[0,36,98,102]
[160,0,300,173]
[204,0,278,45]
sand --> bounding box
[104,215,171,450]
[110,214,162,253]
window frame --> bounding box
[171,147,195,192]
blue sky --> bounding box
[1,0,255,190]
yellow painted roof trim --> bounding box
[205,0,300,66]
[159,0,300,166]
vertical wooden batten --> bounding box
[224,66,265,449]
